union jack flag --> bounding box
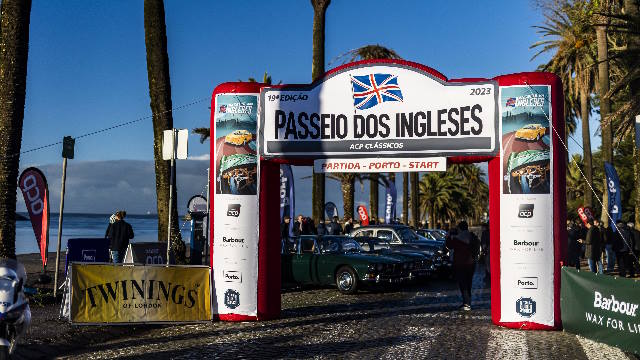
[350,74,403,110]
[506,97,516,107]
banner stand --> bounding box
[62,263,212,325]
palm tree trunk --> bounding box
[144,0,183,262]
[625,0,640,228]
[580,85,593,208]
[402,173,408,224]
[341,176,354,220]
[369,174,378,221]
[0,0,31,259]
[429,207,435,230]
[410,172,419,227]
[635,141,640,227]
[596,6,612,226]
[310,0,330,225]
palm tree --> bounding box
[419,172,465,228]
[369,174,379,221]
[531,0,597,208]
[0,0,32,258]
[326,173,363,221]
[602,0,640,227]
[595,0,613,225]
[332,44,401,65]
[410,172,420,227]
[144,0,184,262]
[447,164,489,225]
[402,173,408,224]
[337,44,402,224]
[311,0,330,225]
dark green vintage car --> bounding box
[282,235,411,294]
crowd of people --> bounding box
[567,219,640,277]
[280,214,393,239]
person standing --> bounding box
[585,220,603,274]
[613,221,634,277]
[567,220,581,270]
[108,211,134,263]
[293,215,304,237]
[343,216,354,235]
[602,223,616,273]
[327,216,343,235]
[446,221,479,311]
[317,220,327,235]
[281,215,291,240]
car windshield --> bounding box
[523,125,536,129]
[427,230,446,241]
[321,236,363,253]
[358,237,390,251]
[397,228,420,242]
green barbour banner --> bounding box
[561,267,640,354]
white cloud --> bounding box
[17,159,209,215]
[188,153,210,161]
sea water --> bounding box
[15,213,194,255]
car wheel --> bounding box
[336,266,358,294]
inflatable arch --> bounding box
[209,59,566,330]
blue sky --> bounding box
[16,1,600,214]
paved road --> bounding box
[42,268,636,360]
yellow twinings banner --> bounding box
[70,264,211,324]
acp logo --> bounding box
[518,204,534,218]
[227,204,240,217]
[224,289,240,309]
[516,297,536,317]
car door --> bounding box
[316,238,341,285]
[281,237,297,283]
[292,236,317,284]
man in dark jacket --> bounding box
[317,220,327,235]
[293,215,303,237]
[567,220,581,270]
[602,223,616,273]
[613,221,634,277]
[585,220,602,274]
[343,216,354,235]
[446,221,478,311]
[327,216,343,235]
[108,211,134,263]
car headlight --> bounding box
[403,263,408,269]
[368,264,376,272]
